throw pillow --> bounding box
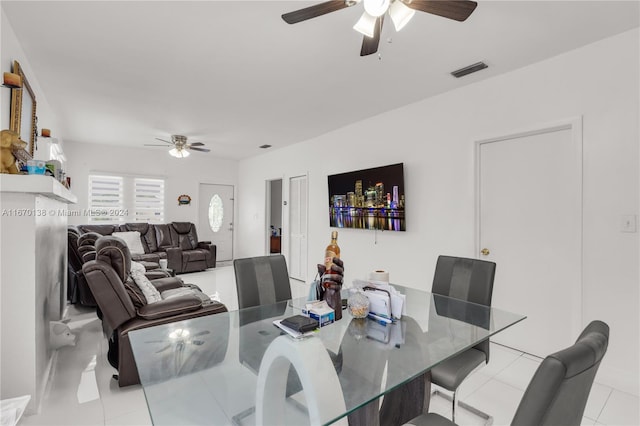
[112,231,145,255]
[130,261,162,304]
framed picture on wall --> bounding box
[9,60,37,158]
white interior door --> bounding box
[478,120,582,357]
[199,184,234,262]
[288,175,308,281]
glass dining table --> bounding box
[129,285,525,426]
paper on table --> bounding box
[353,279,406,319]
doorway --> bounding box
[266,179,283,255]
[476,118,582,357]
[198,183,234,262]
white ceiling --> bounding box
[3,1,639,160]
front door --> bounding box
[477,119,582,357]
[198,184,234,262]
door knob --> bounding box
[480,248,490,256]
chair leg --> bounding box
[452,390,457,422]
[432,389,494,426]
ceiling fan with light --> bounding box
[145,134,211,158]
[282,0,477,56]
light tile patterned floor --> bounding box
[20,266,639,426]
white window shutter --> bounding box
[88,175,124,222]
[134,178,165,223]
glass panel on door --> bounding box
[208,194,223,233]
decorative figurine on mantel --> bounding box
[0,130,27,174]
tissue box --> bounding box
[26,160,46,175]
[302,300,335,327]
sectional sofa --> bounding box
[76,222,216,274]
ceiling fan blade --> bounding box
[282,0,352,24]
[404,0,477,22]
[155,344,172,353]
[144,144,171,147]
[189,142,205,147]
[154,138,173,144]
[190,147,211,153]
[360,16,383,56]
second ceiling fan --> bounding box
[145,135,211,158]
[282,0,477,56]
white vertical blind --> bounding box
[134,178,165,223]
[88,174,165,223]
[88,175,123,222]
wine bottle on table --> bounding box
[323,230,342,320]
[324,231,340,271]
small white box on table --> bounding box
[302,300,335,327]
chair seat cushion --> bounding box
[183,249,209,262]
[431,348,486,391]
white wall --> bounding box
[64,141,238,228]
[1,10,70,413]
[1,9,63,162]
[237,29,639,395]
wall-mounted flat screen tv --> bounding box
[328,163,405,231]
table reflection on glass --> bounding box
[129,285,525,426]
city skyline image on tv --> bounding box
[327,163,405,231]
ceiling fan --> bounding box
[282,0,477,56]
[145,134,211,158]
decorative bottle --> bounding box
[323,230,342,320]
[324,231,340,274]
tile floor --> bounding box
[20,265,639,426]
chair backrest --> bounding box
[511,320,609,426]
[83,236,137,330]
[234,255,292,309]
[120,222,157,254]
[170,222,199,250]
[67,226,83,272]
[77,224,119,236]
[431,255,496,360]
[77,231,102,263]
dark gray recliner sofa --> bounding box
[83,236,228,386]
[76,222,216,274]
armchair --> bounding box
[155,222,216,273]
[77,231,101,263]
[67,228,97,307]
[67,226,81,303]
[83,236,227,386]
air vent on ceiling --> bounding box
[259,144,272,149]
[451,61,488,78]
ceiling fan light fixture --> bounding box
[353,11,377,38]
[169,147,190,158]
[363,0,390,17]
[389,0,415,31]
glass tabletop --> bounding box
[129,285,525,426]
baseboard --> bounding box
[595,364,639,396]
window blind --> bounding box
[88,175,124,222]
[134,178,165,223]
